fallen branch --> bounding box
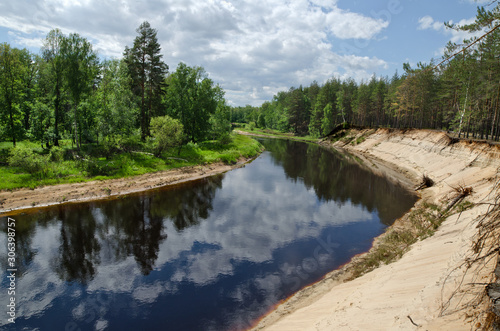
[407,315,420,327]
[415,174,434,191]
[439,185,473,217]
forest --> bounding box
[0,22,265,190]
[0,21,233,148]
[233,4,500,141]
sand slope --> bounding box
[253,129,499,330]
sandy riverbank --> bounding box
[0,158,255,214]
[252,129,500,330]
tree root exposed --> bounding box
[439,177,500,330]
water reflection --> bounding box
[56,208,101,283]
[261,139,413,225]
[0,139,417,331]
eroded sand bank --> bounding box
[252,129,500,330]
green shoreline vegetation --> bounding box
[0,134,262,191]
[0,22,267,191]
[236,124,318,143]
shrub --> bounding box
[79,158,120,176]
[118,133,144,152]
[8,146,48,174]
[49,146,64,162]
[150,116,184,157]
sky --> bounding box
[0,0,490,106]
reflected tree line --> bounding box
[1,175,223,284]
[260,139,417,225]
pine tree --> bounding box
[124,21,168,141]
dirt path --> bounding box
[0,158,255,215]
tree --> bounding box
[336,89,347,124]
[287,87,310,135]
[166,63,218,142]
[96,59,138,142]
[41,29,66,146]
[308,87,328,137]
[125,21,168,141]
[209,86,232,143]
[29,100,52,147]
[150,115,184,157]
[321,103,335,136]
[61,33,99,150]
[0,43,29,146]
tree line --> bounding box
[234,3,500,141]
[0,21,231,150]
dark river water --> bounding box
[0,139,417,331]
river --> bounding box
[0,138,417,330]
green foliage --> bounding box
[0,134,262,190]
[321,103,335,136]
[49,146,64,162]
[96,59,138,142]
[209,96,232,144]
[349,202,444,279]
[0,43,31,146]
[166,63,219,143]
[60,32,100,150]
[117,133,145,152]
[124,21,168,140]
[150,115,184,157]
[41,29,66,147]
[8,145,47,174]
[0,26,250,189]
[79,157,120,176]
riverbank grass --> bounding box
[347,201,460,280]
[0,133,263,191]
[237,126,319,142]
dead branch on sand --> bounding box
[415,174,435,191]
[439,177,500,329]
[439,184,473,218]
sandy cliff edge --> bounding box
[252,128,500,331]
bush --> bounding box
[118,134,144,152]
[150,116,184,157]
[49,146,64,162]
[8,146,48,174]
[79,157,120,176]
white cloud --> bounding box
[418,15,479,41]
[326,8,389,39]
[417,15,484,57]
[0,0,390,105]
[418,15,443,31]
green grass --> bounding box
[0,133,263,191]
[348,202,444,280]
[237,126,319,142]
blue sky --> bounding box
[0,0,488,106]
